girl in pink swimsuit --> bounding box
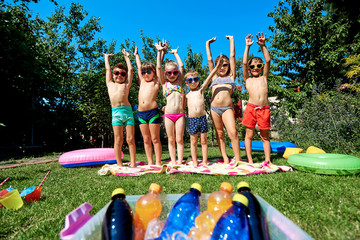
[155,41,185,165]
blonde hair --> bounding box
[165,60,178,70]
[185,69,198,79]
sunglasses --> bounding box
[222,63,229,68]
[249,63,264,70]
[186,77,200,84]
[141,70,153,75]
[113,71,126,76]
[165,70,179,76]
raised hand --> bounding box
[122,49,130,57]
[226,35,234,40]
[245,34,254,46]
[207,37,217,44]
[256,32,266,46]
[134,46,138,56]
[102,53,114,57]
[169,47,179,54]
[161,39,168,51]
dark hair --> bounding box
[215,55,230,75]
[248,57,263,66]
[141,62,156,75]
[114,63,127,72]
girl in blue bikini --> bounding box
[206,36,241,164]
[156,42,185,165]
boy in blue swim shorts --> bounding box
[103,49,136,167]
[184,57,224,166]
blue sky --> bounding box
[28,0,280,66]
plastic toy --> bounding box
[0,189,24,210]
[59,148,124,167]
[283,148,303,160]
[288,153,360,175]
[20,170,51,201]
[233,141,297,153]
[60,202,94,240]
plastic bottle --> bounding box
[189,182,233,239]
[237,181,268,240]
[211,194,250,240]
[102,188,133,240]
[134,183,162,240]
[207,182,233,223]
[156,183,202,239]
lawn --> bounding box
[0,145,359,240]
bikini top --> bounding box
[209,76,236,90]
[163,81,183,97]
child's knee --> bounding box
[228,131,238,140]
[200,138,208,146]
[151,136,160,144]
[176,136,184,144]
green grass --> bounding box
[0,145,359,240]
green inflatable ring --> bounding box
[288,153,360,175]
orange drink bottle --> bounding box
[133,183,162,240]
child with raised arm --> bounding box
[206,36,241,164]
[242,33,271,164]
[103,49,136,167]
[134,45,163,166]
[184,56,224,167]
[156,43,185,165]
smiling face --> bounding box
[185,73,200,90]
[164,65,179,83]
[218,60,230,77]
[113,68,127,83]
[141,69,155,82]
[248,59,264,77]
[215,55,230,77]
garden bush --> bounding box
[273,91,360,153]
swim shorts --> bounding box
[112,106,135,126]
[242,103,271,130]
[188,115,208,135]
[138,108,161,124]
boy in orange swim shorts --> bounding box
[242,33,271,164]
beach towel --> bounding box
[98,158,292,177]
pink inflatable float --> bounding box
[59,148,123,167]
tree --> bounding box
[268,0,360,91]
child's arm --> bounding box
[134,46,142,85]
[206,37,216,72]
[243,34,254,82]
[256,32,271,78]
[154,42,165,85]
[122,49,133,87]
[226,35,236,79]
[103,53,114,85]
[200,55,224,92]
[169,47,184,83]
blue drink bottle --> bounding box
[102,188,133,240]
[237,181,268,240]
[156,183,202,239]
[211,194,250,240]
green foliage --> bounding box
[274,90,360,153]
[268,0,360,93]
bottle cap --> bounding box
[233,194,249,207]
[220,182,233,193]
[149,183,162,194]
[237,181,250,191]
[112,188,125,197]
[191,183,202,193]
